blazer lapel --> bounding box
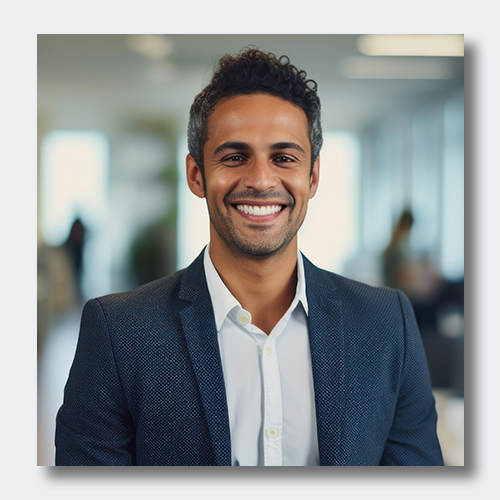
[303,255,346,466]
[178,250,232,466]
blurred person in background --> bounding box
[383,209,414,292]
[55,48,443,466]
[37,218,85,356]
[63,218,86,302]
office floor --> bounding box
[433,390,465,466]
[37,308,464,466]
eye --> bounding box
[274,155,294,163]
[222,154,247,166]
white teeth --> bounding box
[236,204,283,216]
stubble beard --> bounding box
[206,195,306,258]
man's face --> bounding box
[187,93,319,257]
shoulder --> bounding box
[88,254,207,333]
[93,249,207,316]
[92,268,185,317]
[302,254,404,310]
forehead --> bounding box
[206,93,310,150]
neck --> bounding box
[209,237,299,335]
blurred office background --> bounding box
[37,34,464,466]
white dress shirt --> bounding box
[203,246,320,466]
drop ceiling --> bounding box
[37,34,464,135]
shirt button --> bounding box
[266,428,279,438]
[266,346,272,355]
[236,310,251,324]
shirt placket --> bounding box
[261,334,283,466]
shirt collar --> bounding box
[203,245,309,332]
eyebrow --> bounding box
[213,141,250,156]
[213,141,306,156]
[270,142,306,155]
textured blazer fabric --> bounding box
[55,250,444,466]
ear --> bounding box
[186,154,205,198]
[308,156,320,199]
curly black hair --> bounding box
[187,47,323,173]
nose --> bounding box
[242,157,278,192]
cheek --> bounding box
[282,173,313,200]
[207,172,241,199]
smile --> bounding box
[235,204,284,216]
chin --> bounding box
[232,236,290,257]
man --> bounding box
[55,48,443,466]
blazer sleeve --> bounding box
[55,299,136,465]
[380,290,444,466]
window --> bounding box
[40,131,109,296]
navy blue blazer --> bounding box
[55,251,443,466]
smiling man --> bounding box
[55,48,444,466]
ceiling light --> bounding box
[338,56,457,79]
[127,34,175,59]
[357,34,464,57]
